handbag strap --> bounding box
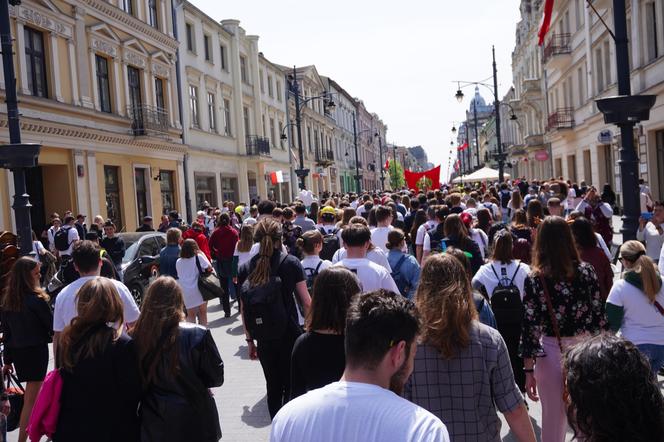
[5,373,25,394]
[539,275,564,354]
[654,300,664,316]
[194,255,204,275]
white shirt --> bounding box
[470,228,488,260]
[176,253,213,309]
[32,241,46,262]
[234,243,253,269]
[301,255,332,273]
[636,222,664,261]
[270,381,450,442]
[595,233,612,261]
[370,226,394,253]
[575,200,614,219]
[53,276,140,332]
[58,225,80,256]
[659,244,664,275]
[298,189,316,206]
[356,205,367,218]
[607,279,664,345]
[415,220,438,246]
[248,242,288,261]
[333,258,399,294]
[472,261,531,300]
[47,226,59,253]
[332,247,392,272]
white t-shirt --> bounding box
[248,242,288,260]
[53,276,141,332]
[595,233,612,261]
[356,205,367,218]
[332,247,392,272]
[32,241,46,262]
[607,279,664,345]
[53,225,79,256]
[470,228,488,260]
[234,243,253,269]
[270,381,450,442]
[415,220,438,246]
[47,226,59,253]
[176,253,213,309]
[472,261,531,300]
[301,255,332,274]
[370,226,394,253]
[333,258,399,294]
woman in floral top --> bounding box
[520,216,607,442]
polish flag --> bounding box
[538,0,555,45]
[457,142,468,151]
[270,170,284,185]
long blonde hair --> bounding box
[415,253,477,359]
[248,220,282,287]
[237,224,254,253]
[621,240,661,302]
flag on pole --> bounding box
[384,159,390,170]
[538,0,555,45]
[270,170,284,185]
[457,142,468,151]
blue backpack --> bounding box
[390,255,410,298]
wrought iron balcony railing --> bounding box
[543,33,571,63]
[127,104,169,136]
[246,135,271,156]
[547,108,575,130]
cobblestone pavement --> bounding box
[8,216,664,442]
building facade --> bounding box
[327,78,357,193]
[0,0,185,233]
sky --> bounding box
[191,0,523,181]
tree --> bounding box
[388,161,405,190]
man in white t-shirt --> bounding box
[270,290,450,442]
[53,240,141,361]
[370,205,394,253]
[334,224,399,293]
[47,217,62,253]
[415,206,439,264]
[55,215,80,258]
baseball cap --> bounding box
[320,206,336,216]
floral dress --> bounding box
[520,262,608,358]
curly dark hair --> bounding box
[564,334,664,442]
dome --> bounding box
[470,86,487,111]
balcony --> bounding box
[315,148,335,167]
[246,135,271,157]
[127,105,169,136]
[525,133,544,148]
[522,78,541,99]
[547,108,575,131]
[543,33,571,67]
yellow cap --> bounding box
[320,206,336,216]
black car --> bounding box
[119,232,166,306]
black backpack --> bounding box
[319,227,340,261]
[489,263,523,326]
[500,190,511,209]
[303,261,323,295]
[240,254,290,341]
[390,255,410,298]
[54,226,73,252]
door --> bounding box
[25,166,45,238]
[127,66,143,134]
[135,168,149,224]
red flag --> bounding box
[457,142,468,151]
[405,165,441,192]
[384,159,390,170]
[538,0,554,45]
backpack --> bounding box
[319,227,340,261]
[54,226,72,252]
[427,225,447,254]
[240,254,290,341]
[489,263,523,326]
[304,261,323,295]
[500,190,511,209]
[390,254,410,298]
[282,223,303,259]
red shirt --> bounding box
[209,225,239,260]
[182,229,212,261]
[580,246,614,301]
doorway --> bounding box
[25,166,46,237]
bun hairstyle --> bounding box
[385,229,405,251]
[297,230,324,255]
[620,240,661,302]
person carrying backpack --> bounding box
[472,229,530,394]
[238,220,311,419]
[385,229,420,299]
[296,230,332,325]
[317,206,341,261]
[54,215,80,284]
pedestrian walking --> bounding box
[182,222,212,261]
[385,229,420,299]
[1,257,53,442]
[570,217,613,300]
[637,201,664,263]
[209,213,239,317]
[158,228,182,279]
[100,221,125,279]
[131,277,224,442]
[176,239,213,326]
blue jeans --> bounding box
[636,343,664,376]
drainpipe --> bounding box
[171,0,192,222]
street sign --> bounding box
[597,129,613,144]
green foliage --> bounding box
[388,161,405,190]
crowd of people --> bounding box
[0,177,663,442]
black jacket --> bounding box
[55,334,141,442]
[100,236,126,266]
[140,323,224,442]
[0,293,52,364]
[442,235,484,276]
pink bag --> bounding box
[27,369,62,442]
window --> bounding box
[595,48,604,92]
[221,176,238,202]
[127,66,143,132]
[259,69,265,93]
[270,118,276,147]
[135,168,149,224]
[645,1,659,61]
[267,75,274,97]
[148,0,159,29]
[575,0,584,30]
[603,40,611,87]
[154,77,165,111]
[189,85,199,128]
[223,98,232,136]
[95,55,111,113]
[307,126,312,152]
[276,80,282,101]
[243,106,251,135]
[122,0,134,16]
[279,121,285,148]
[195,174,217,208]
[104,166,123,230]
[220,45,227,70]
[207,92,216,131]
[240,56,248,83]
[159,170,175,215]
[204,34,211,62]
[577,67,584,107]
[261,114,266,137]
[186,23,194,53]
[24,27,47,98]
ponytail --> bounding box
[248,220,282,287]
[635,255,661,302]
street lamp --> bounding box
[453,46,506,182]
[351,113,380,194]
[286,66,336,191]
[375,132,386,190]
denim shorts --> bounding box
[636,343,664,375]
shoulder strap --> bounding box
[194,255,204,275]
[653,300,664,317]
[509,262,521,284]
[490,263,501,282]
[539,275,563,353]
[393,254,407,273]
[314,260,323,274]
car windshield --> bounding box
[122,240,139,265]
